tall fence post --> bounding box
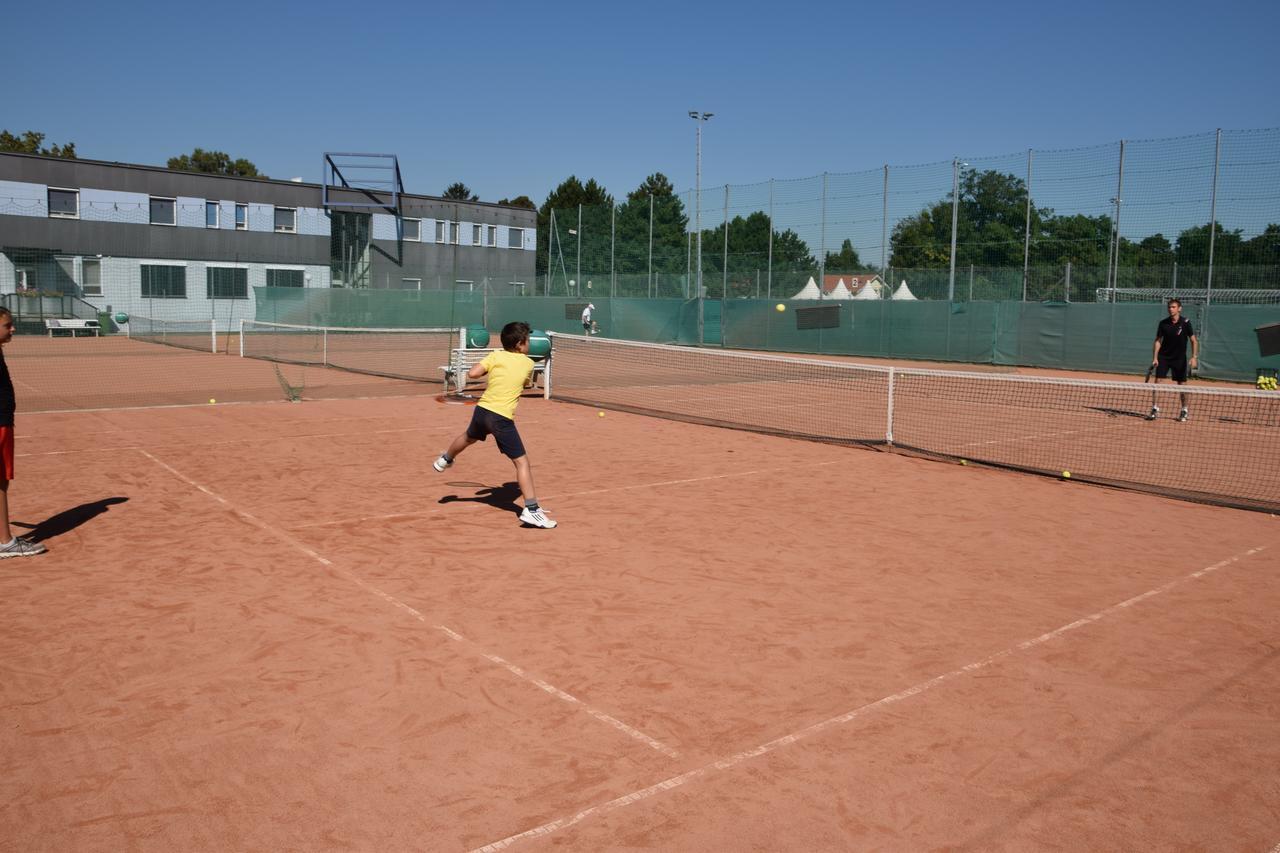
[1106,140,1125,291]
[722,184,730,297]
[1022,149,1033,301]
[610,201,615,297]
[948,158,960,301]
[819,172,828,295]
[767,178,774,299]
[1065,261,1072,302]
[1206,128,1222,307]
[881,164,889,283]
[576,204,582,298]
[647,193,654,298]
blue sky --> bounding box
[5,0,1278,207]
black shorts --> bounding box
[466,406,527,459]
[1156,357,1189,382]
[583,321,592,332]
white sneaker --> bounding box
[432,455,452,472]
[1146,405,1160,421]
[519,507,557,528]
[1178,408,1189,422]
[0,537,46,559]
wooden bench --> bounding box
[45,318,101,337]
[441,348,549,397]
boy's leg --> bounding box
[434,432,476,471]
[511,455,557,528]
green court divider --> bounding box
[252,290,1277,382]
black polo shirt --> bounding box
[0,349,13,428]
[1155,316,1194,361]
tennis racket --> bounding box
[1144,363,1156,383]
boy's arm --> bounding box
[1189,333,1199,364]
[467,362,489,380]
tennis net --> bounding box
[127,316,217,353]
[239,320,464,383]
[547,334,1280,512]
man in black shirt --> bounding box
[0,307,46,558]
[1147,298,1199,422]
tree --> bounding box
[612,173,688,276]
[168,149,262,177]
[824,239,864,273]
[0,130,76,158]
[536,176,613,279]
[496,195,536,210]
[1176,222,1244,267]
[699,211,813,296]
[443,182,478,201]
[890,168,1048,269]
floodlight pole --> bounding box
[690,111,713,298]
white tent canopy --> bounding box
[791,277,823,300]
[892,279,918,300]
[853,280,882,299]
[825,278,852,299]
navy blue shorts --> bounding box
[466,406,527,459]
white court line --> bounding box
[472,544,1269,852]
[16,426,447,459]
[137,448,676,759]
[1269,840,1280,853]
[289,460,845,530]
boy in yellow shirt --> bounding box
[433,321,557,528]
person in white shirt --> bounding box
[581,303,596,334]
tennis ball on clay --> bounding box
[1061,470,1071,479]
[959,459,968,466]
[209,398,216,404]
[775,303,786,312]
[597,411,605,417]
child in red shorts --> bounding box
[0,307,46,558]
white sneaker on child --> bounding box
[519,507,557,528]
[432,456,452,472]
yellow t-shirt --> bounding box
[477,349,534,420]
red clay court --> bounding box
[1,336,1278,851]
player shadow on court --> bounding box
[437,482,522,517]
[15,497,129,543]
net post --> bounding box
[238,319,245,358]
[885,367,895,445]
[322,328,328,367]
[543,334,554,399]
[209,319,216,354]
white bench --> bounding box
[441,348,549,397]
[45,318,101,337]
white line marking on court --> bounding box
[289,460,845,530]
[472,544,1269,852]
[1269,840,1280,853]
[137,448,676,759]
[17,426,448,459]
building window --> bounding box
[472,224,482,246]
[48,188,79,219]
[436,221,446,243]
[486,225,497,247]
[450,222,460,244]
[274,207,297,233]
[207,267,248,300]
[141,264,186,298]
[266,268,304,288]
[82,258,102,296]
[508,227,524,249]
[150,197,176,226]
[401,278,422,290]
[402,218,421,242]
[235,203,248,230]
[205,202,220,228]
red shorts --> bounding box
[0,426,13,481]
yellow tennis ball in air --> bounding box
[1062,470,1071,479]
[775,303,786,312]
[597,411,605,418]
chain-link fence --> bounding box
[539,128,1280,303]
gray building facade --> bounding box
[0,152,536,328]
